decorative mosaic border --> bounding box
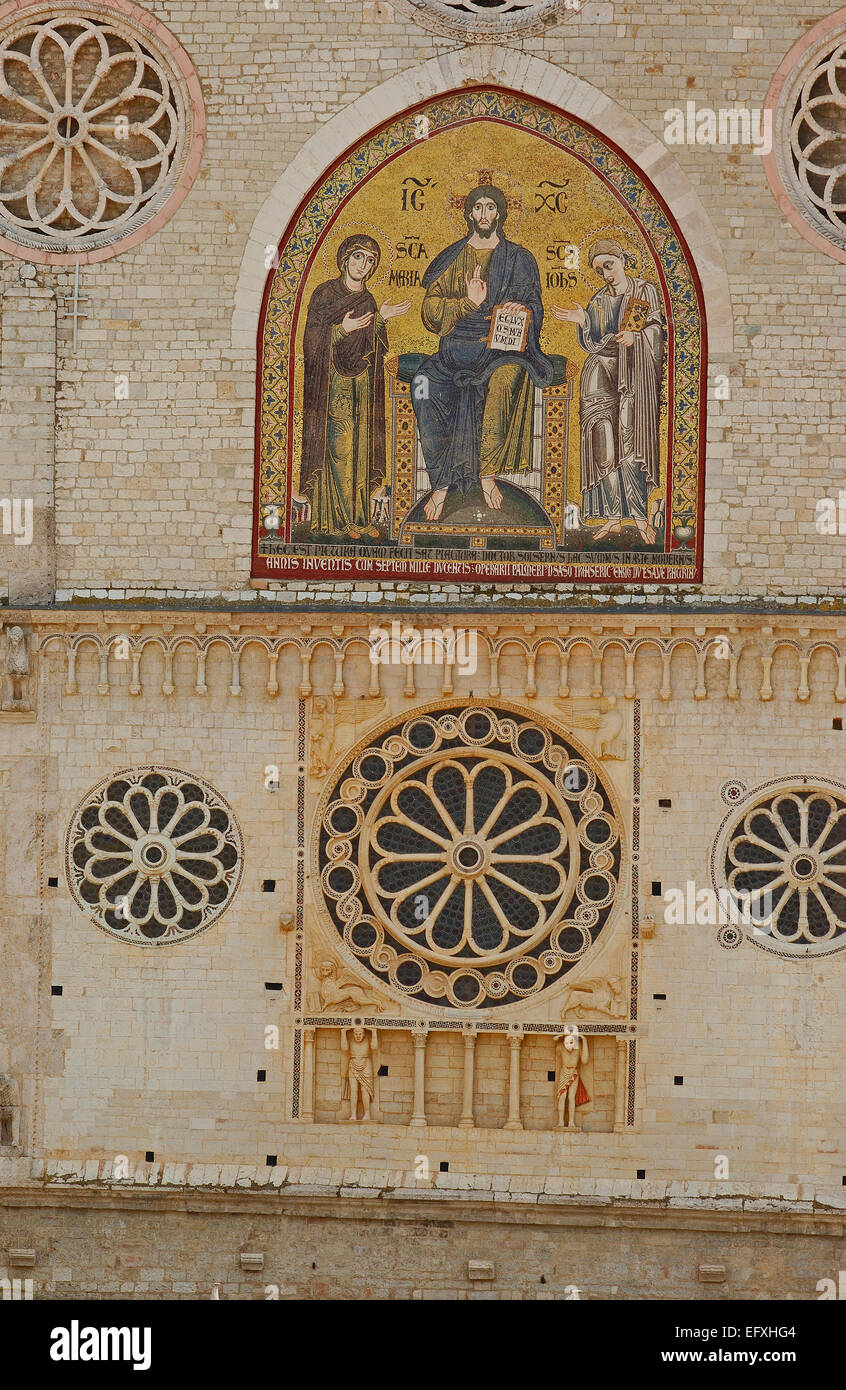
[253,85,707,586]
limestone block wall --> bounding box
[0,610,841,1200]
[0,1,842,603]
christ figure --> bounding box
[411,185,555,523]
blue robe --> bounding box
[411,235,554,494]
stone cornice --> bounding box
[0,1182,842,1236]
[12,608,846,706]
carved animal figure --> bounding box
[559,975,627,1020]
[309,958,385,1014]
[559,696,626,761]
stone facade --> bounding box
[0,0,845,1299]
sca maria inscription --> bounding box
[254,87,706,586]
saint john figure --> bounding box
[411,185,555,522]
[296,234,408,539]
[552,239,664,545]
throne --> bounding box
[386,353,574,552]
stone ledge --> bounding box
[14,1159,845,1216]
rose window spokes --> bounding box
[67,769,243,944]
[318,705,623,1009]
[725,790,846,947]
[368,756,573,960]
[0,15,184,248]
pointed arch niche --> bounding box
[239,53,730,588]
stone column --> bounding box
[409,1029,427,1129]
[301,1027,315,1123]
[503,1032,523,1131]
[0,282,57,605]
[613,1035,627,1132]
[458,1030,476,1129]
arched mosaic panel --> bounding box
[313,703,625,1009]
[254,85,707,587]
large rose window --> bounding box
[66,767,243,944]
[713,780,846,957]
[316,705,623,1008]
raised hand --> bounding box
[380,298,411,321]
[550,304,587,328]
[465,265,487,307]
[342,309,374,333]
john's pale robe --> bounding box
[577,275,664,524]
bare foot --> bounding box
[424,488,448,522]
[594,518,622,540]
[481,477,503,510]
[636,520,657,545]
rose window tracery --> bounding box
[0,5,202,260]
[66,767,243,944]
[788,40,846,250]
[397,0,567,40]
[714,780,846,956]
[767,21,846,261]
[316,704,623,1008]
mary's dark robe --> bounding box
[300,277,388,535]
[411,235,554,494]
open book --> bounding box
[486,303,531,352]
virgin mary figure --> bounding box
[296,234,408,540]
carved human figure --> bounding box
[309,694,386,779]
[309,696,334,778]
[3,625,30,711]
[341,1025,379,1122]
[0,1070,20,1147]
[310,958,385,1014]
[555,1029,590,1130]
